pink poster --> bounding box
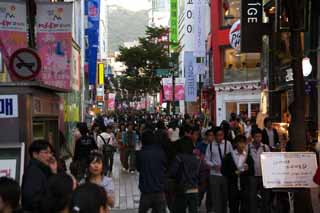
[0,2,27,70]
[174,78,185,101]
[108,93,116,111]
[162,78,173,101]
[162,78,185,101]
[36,3,73,90]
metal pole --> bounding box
[172,70,175,115]
[199,74,202,114]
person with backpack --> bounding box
[97,125,117,176]
[221,135,254,213]
[205,127,233,213]
[170,135,201,213]
[248,128,271,213]
[122,123,138,173]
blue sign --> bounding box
[184,52,197,102]
[0,95,18,118]
[85,0,100,85]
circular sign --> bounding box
[9,48,41,80]
[229,20,241,51]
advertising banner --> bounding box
[184,0,194,52]
[261,152,318,188]
[193,0,205,58]
[71,43,81,91]
[36,3,73,90]
[184,52,197,102]
[162,78,173,101]
[0,2,27,67]
[108,93,115,111]
[85,0,100,85]
[170,0,178,50]
[175,77,185,101]
[0,95,18,118]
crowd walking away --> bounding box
[2,111,320,213]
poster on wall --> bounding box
[0,159,16,179]
[71,43,81,91]
[36,2,73,90]
[0,2,27,69]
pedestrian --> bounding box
[116,123,126,170]
[170,136,201,213]
[168,120,180,142]
[122,123,138,173]
[0,177,22,213]
[205,127,233,213]
[80,151,115,211]
[69,183,108,213]
[221,135,254,213]
[248,128,271,213]
[21,140,56,212]
[72,122,97,181]
[39,173,75,213]
[136,130,167,213]
[97,125,117,176]
[262,117,279,150]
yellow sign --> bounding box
[98,63,104,85]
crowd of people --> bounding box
[1,111,320,213]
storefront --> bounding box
[215,81,261,125]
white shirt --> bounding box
[97,132,116,150]
[205,140,233,176]
[168,128,180,142]
[249,143,270,176]
[231,150,247,172]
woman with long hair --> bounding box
[81,151,115,212]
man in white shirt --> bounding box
[205,127,233,213]
[97,125,117,175]
[248,128,271,213]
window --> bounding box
[221,0,240,27]
[223,48,261,82]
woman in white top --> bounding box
[81,151,115,212]
[168,121,180,142]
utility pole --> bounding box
[172,69,175,115]
[26,0,36,48]
[287,1,313,212]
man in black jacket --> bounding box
[22,140,56,212]
[262,117,279,149]
[136,130,167,213]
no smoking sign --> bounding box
[9,48,41,80]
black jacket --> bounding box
[221,152,254,188]
[262,128,279,147]
[21,159,53,212]
[136,144,167,193]
[73,135,98,162]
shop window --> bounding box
[221,0,240,27]
[223,48,261,82]
[226,102,237,120]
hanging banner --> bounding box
[170,0,178,50]
[71,42,81,91]
[185,51,197,102]
[184,0,194,52]
[162,78,173,101]
[108,93,115,111]
[85,0,100,85]
[175,77,185,101]
[36,3,73,90]
[0,2,27,68]
[193,0,205,58]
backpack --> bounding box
[99,134,116,154]
[175,155,200,192]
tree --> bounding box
[117,26,170,98]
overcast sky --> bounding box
[107,0,151,11]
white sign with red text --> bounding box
[229,20,241,51]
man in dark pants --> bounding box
[136,129,167,213]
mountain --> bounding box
[107,6,149,53]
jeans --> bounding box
[104,151,114,173]
[124,147,136,171]
[139,192,166,213]
[173,192,198,213]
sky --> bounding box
[107,0,151,11]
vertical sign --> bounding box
[85,0,100,85]
[175,77,185,101]
[98,63,104,85]
[240,0,263,52]
[0,2,27,69]
[162,78,173,101]
[36,3,73,90]
[108,93,115,111]
[170,0,178,50]
[185,0,194,52]
[184,52,197,102]
[194,0,205,58]
[0,95,18,118]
